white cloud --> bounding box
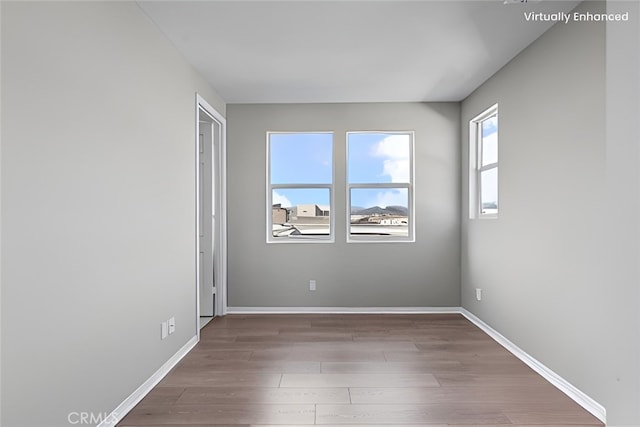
[371,134,410,183]
[273,191,292,208]
[371,189,408,209]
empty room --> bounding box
[1,1,639,426]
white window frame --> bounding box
[346,131,415,243]
[470,104,499,219]
[266,131,334,243]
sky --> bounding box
[270,132,411,211]
[481,116,498,167]
[480,116,498,207]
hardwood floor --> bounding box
[117,314,603,426]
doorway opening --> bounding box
[196,95,227,333]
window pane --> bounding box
[481,116,498,166]
[348,133,410,184]
[350,188,408,237]
[270,133,333,184]
[272,188,330,238]
[480,168,498,215]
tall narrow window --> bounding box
[267,132,333,242]
[347,132,414,242]
[470,105,498,218]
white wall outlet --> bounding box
[161,321,168,340]
[168,317,176,335]
[476,288,482,301]
[309,279,316,291]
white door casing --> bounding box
[196,94,227,333]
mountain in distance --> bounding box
[351,205,408,216]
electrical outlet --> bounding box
[168,317,176,335]
[161,321,168,340]
[476,288,482,301]
[309,279,316,291]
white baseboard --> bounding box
[97,335,199,427]
[226,306,460,314]
[460,308,606,424]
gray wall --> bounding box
[603,0,640,424]
[227,103,460,308]
[461,1,640,425]
[1,2,224,426]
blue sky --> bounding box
[480,116,498,207]
[481,116,498,167]
[270,133,333,185]
[270,132,411,210]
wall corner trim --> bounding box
[97,335,199,427]
[460,308,606,424]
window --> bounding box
[347,132,414,242]
[470,105,498,218]
[267,132,333,242]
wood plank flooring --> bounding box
[117,314,603,426]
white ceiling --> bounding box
[137,0,581,104]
